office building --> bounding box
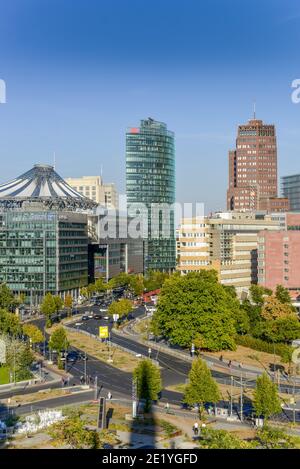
[281,174,300,212]
[177,212,281,294]
[0,164,95,303]
[65,175,118,209]
[126,118,176,272]
[227,116,289,212]
[258,213,300,292]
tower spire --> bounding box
[253,100,256,119]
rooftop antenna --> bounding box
[253,100,256,119]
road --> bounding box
[24,303,300,423]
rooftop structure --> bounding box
[0,164,97,211]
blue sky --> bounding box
[0,0,300,212]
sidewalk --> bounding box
[121,316,300,384]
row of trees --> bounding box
[132,356,282,423]
[151,271,300,353]
[80,270,171,299]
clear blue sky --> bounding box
[0,0,300,212]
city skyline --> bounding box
[1,1,300,213]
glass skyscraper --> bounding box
[126,118,175,272]
[282,174,300,212]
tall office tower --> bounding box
[126,118,176,272]
[227,116,289,212]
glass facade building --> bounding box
[282,174,300,212]
[126,118,176,272]
[0,211,88,303]
[0,164,94,304]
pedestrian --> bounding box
[219,354,223,362]
[80,375,84,385]
[228,360,232,368]
[239,362,243,369]
[193,421,199,436]
[107,391,112,400]
[165,402,170,412]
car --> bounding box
[81,315,89,321]
[103,316,110,320]
[88,313,94,318]
[75,322,82,326]
[99,308,108,313]
[66,351,80,362]
[93,314,102,320]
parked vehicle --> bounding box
[93,314,102,320]
[81,315,89,321]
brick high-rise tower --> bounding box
[227,116,288,212]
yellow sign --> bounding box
[99,326,109,339]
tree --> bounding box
[53,295,64,314]
[261,296,296,321]
[253,372,281,421]
[143,270,170,292]
[275,285,294,306]
[0,309,22,336]
[80,286,88,298]
[240,299,263,334]
[64,294,73,317]
[0,284,17,310]
[184,358,220,418]
[133,359,162,412]
[128,274,144,296]
[256,426,300,449]
[152,271,239,350]
[94,278,107,293]
[49,415,100,449]
[3,335,34,381]
[250,285,272,306]
[49,327,69,369]
[40,293,57,327]
[260,317,300,344]
[108,299,133,319]
[22,324,43,346]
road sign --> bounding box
[99,326,109,339]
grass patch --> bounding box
[64,329,139,373]
[0,366,10,385]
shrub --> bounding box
[235,335,292,362]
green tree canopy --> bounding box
[256,426,300,449]
[49,326,69,369]
[253,372,281,420]
[275,284,294,306]
[184,358,220,417]
[108,299,133,319]
[22,323,43,344]
[152,271,239,350]
[133,359,162,412]
[0,309,22,337]
[250,285,272,306]
[0,284,17,310]
[64,294,73,311]
[260,317,300,344]
[53,295,64,313]
[40,293,57,326]
[143,270,170,292]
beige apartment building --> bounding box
[177,212,281,294]
[65,176,118,209]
